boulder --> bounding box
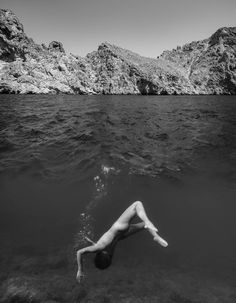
[48,41,65,53]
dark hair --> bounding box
[94,250,112,270]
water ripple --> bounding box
[0,95,235,185]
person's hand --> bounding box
[76,270,85,283]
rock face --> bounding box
[0,9,31,62]
[160,27,236,94]
[48,41,65,53]
[0,9,235,94]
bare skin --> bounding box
[76,201,168,283]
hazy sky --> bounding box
[1,0,236,58]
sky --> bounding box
[1,0,236,58]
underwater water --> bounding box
[0,95,235,303]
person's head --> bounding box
[94,250,112,270]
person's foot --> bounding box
[144,221,158,232]
[153,235,168,247]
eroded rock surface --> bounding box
[0,9,235,94]
[160,27,236,94]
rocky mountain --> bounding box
[160,27,236,94]
[0,9,235,94]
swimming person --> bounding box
[76,201,168,283]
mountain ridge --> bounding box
[0,9,235,94]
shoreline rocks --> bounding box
[0,9,235,95]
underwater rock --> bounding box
[1,277,43,303]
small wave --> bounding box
[55,112,66,122]
[72,131,94,142]
[199,109,218,118]
[29,128,45,136]
[0,138,16,153]
[145,131,169,141]
[21,114,42,123]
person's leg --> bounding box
[116,201,157,230]
[136,204,168,247]
[123,222,168,247]
[116,201,168,247]
[135,201,158,231]
[121,222,145,239]
[153,233,168,247]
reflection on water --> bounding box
[0,95,235,302]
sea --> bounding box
[0,95,235,303]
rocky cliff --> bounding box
[160,27,236,94]
[0,9,235,94]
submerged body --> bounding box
[76,201,168,282]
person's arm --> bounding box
[84,236,96,245]
[76,242,105,283]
